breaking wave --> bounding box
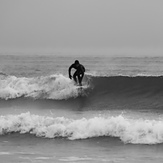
[1,73,163,106]
[0,112,163,144]
[0,74,90,100]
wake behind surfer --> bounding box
[68,60,85,86]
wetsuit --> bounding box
[69,63,85,85]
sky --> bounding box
[0,0,163,55]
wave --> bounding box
[1,73,163,97]
[1,74,163,110]
[0,112,163,144]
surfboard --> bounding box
[75,84,88,89]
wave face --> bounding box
[91,75,163,96]
[0,112,163,144]
[87,75,163,111]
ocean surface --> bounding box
[0,54,163,162]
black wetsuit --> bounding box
[69,63,85,85]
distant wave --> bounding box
[0,112,163,144]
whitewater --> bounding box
[1,54,163,163]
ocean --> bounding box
[0,54,163,163]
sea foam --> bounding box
[0,112,163,144]
[0,74,88,100]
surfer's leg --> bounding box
[78,73,84,86]
[73,72,77,83]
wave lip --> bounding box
[0,112,163,144]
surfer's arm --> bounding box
[68,65,73,79]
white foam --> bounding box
[0,74,89,100]
[0,112,163,144]
[35,157,50,160]
[86,71,163,77]
[0,152,11,155]
[59,156,93,161]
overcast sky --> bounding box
[0,0,163,54]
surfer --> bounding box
[68,60,85,86]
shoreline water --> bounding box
[0,133,163,163]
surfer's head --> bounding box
[74,60,79,64]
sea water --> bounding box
[0,54,163,162]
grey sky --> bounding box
[0,0,163,54]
